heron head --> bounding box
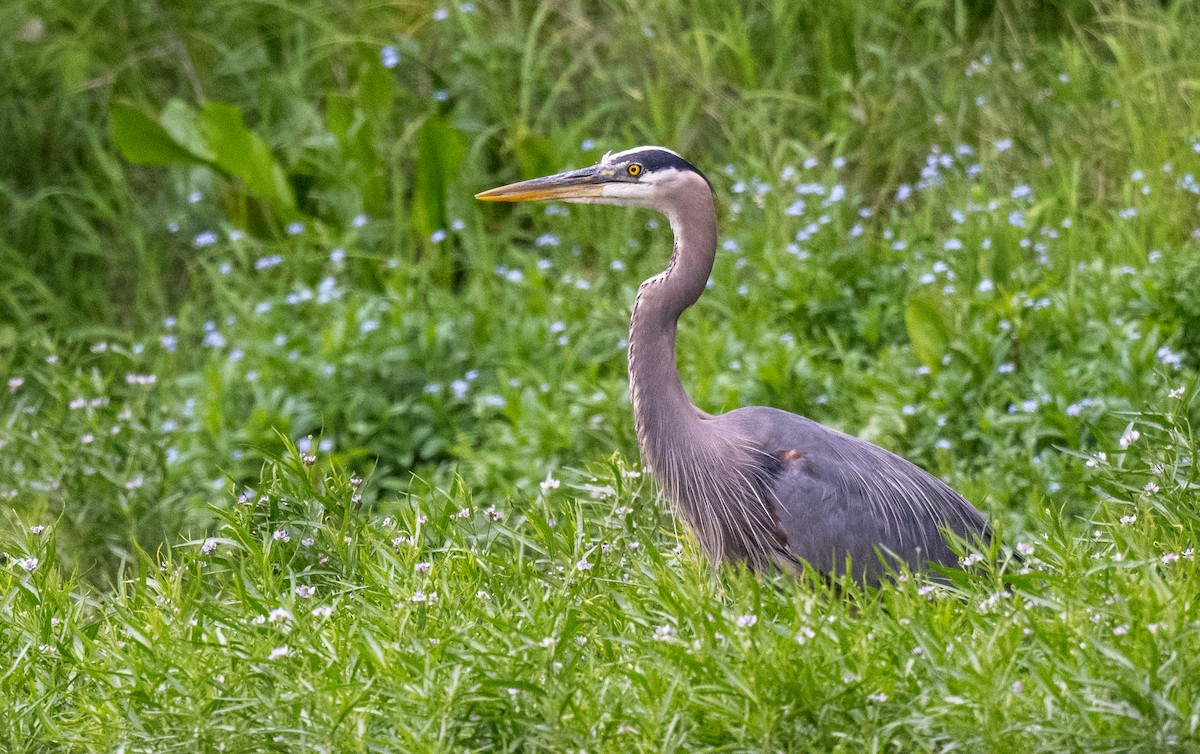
[475,146,713,212]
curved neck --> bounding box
[628,189,718,465]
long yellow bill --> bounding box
[475,166,608,203]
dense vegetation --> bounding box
[2,0,1199,749]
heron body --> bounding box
[478,146,991,584]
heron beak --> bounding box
[475,166,610,203]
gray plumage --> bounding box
[478,145,993,585]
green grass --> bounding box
[3,0,1200,749]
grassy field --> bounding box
[3,0,1200,750]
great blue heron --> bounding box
[477,146,994,584]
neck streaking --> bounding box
[627,184,718,473]
[623,175,781,568]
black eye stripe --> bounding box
[611,148,713,192]
[621,149,697,174]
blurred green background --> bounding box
[2,1,1200,749]
[4,0,1199,572]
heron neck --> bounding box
[628,191,718,466]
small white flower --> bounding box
[961,552,983,567]
[1119,428,1140,449]
[1113,625,1129,636]
[414,561,432,573]
[539,474,561,492]
[201,538,218,555]
[1120,514,1136,526]
[1016,542,1035,556]
[295,585,315,598]
[311,605,333,618]
[268,608,291,623]
[476,590,490,600]
[653,625,675,640]
[1144,482,1160,494]
[268,646,289,660]
[576,558,593,571]
[17,557,38,571]
[1162,552,1180,564]
[1169,386,1185,399]
[410,591,428,603]
[736,614,757,627]
[1086,452,1107,468]
[31,525,45,535]
[193,231,218,247]
[868,693,888,703]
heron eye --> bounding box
[627,163,642,177]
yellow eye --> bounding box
[627,163,642,177]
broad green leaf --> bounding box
[412,116,465,239]
[325,94,355,142]
[109,103,210,167]
[199,102,295,212]
[513,125,556,181]
[903,296,950,369]
[158,99,216,163]
[358,64,397,122]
